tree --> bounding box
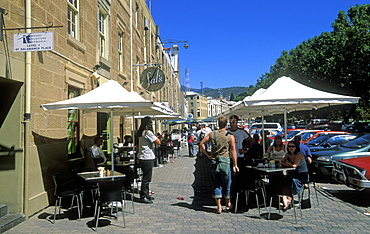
[254,4,370,119]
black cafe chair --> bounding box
[268,173,297,223]
[93,179,126,231]
[235,169,266,215]
[121,166,135,214]
[301,164,319,206]
[52,173,81,224]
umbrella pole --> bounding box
[284,105,287,143]
[262,112,265,155]
[110,109,115,175]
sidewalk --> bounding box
[6,147,370,233]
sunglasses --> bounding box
[288,145,296,148]
[229,121,237,124]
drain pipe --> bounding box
[23,0,31,218]
[130,0,133,91]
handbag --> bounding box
[213,131,230,175]
[301,198,311,209]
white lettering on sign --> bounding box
[144,69,163,89]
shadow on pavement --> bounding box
[191,155,214,207]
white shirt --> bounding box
[138,130,157,160]
[228,128,250,157]
[90,145,107,163]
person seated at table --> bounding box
[123,135,133,146]
[280,141,309,210]
[90,136,107,165]
[244,134,263,165]
[267,135,285,161]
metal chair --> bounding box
[121,165,135,214]
[235,180,266,215]
[93,179,126,231]
[52,173,81,223]
[268,173,297,223]
[301,164,319,206]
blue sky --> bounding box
[150,1,368,90]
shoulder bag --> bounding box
[213,131,230,175]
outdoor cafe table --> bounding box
[247,166,297,220]
[251,166,296,175]
[77,171,126,182]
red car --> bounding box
[332,156,370,191]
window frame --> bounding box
[67,0,79,39]
[98,8,108,58]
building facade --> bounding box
[185,91,208,121]
[0,0,182,217]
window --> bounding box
[135,4,139,28]
[197,102,200,106]
[118,30,124,72]
[67,0,79,39]
[190,102,193,107]
[98,8,108,58]
[197,109,201,117]
[67,87,81,159]
[190,109,194,115]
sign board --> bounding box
[13,32,54,52]
[139,67,165,92]
[171,133,181,141]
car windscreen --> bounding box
[301,132,317,141]
[306,135,332,146]
[342,134,370,148]
[286,130,300,138]
[251,124,279,129]
[326,135,356,145]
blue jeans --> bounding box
[210,160,232,199]
[188,142,194,156]
[292,173,309,197]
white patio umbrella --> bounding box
[41,80,171,173]
[223,77,360,152]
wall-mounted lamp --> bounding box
[91,71,100,80]
[156,40,189,49]
[123,82,129,86]
[93,64,102,71]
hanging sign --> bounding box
[13,32,54,52]
[140,67,166,92]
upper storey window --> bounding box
[98,8,109,58]
[67,0,79,39]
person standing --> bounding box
[227,115,250,211]
[200,116,239,214]
[136,117,161,204]
[293,135,312,164]
[188,132,195,157]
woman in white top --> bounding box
[267,135,285,161]
[136,116,161,204]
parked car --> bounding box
[269,128,306,140]
[312,134,370,175]
[286,130,320,142]
[308,119,330,130]
[306,134,357,152]
[249,122,283,133]
[302,131,352,144]
[332,156,370,191]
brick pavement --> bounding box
[6,147,370,233]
